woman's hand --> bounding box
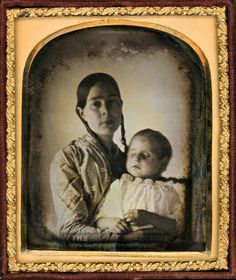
[97,217,130,234]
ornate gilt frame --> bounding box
[1,1,234,277]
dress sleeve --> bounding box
[168,183,185,235]
[50,148,118,242]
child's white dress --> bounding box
[97,174,185,234]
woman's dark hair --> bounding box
[76,73,127,153]
[130,129,172,161]
[76,73,122,109]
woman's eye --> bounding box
[91,101,101,108]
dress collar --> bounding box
[121,173,171,185]
[84,133,122,159]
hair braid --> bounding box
[120,114,128,155]
[76,108,101,144]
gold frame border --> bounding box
[6,6,229,272]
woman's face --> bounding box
[81,82,123,139]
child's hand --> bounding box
[124,209,150,227]
[112,218,130,234]
[124,209,177,236]
[97,217,130,234]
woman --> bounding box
[50,73,127,243]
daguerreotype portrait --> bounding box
[25,22,210,253]
[1,0,235,278]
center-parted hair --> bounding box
[76,73,122,109]
[76,73,128,153]
[130,129,172,161]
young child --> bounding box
[96,129,185,238]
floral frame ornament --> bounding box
[0,0,235,279]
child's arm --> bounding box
[124,209,177,236]
[96,217,130,234]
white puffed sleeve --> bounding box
[96,179,124,220]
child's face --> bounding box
[126,136,166,179]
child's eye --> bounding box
[140,153,151,160]
[128,152,136,158]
